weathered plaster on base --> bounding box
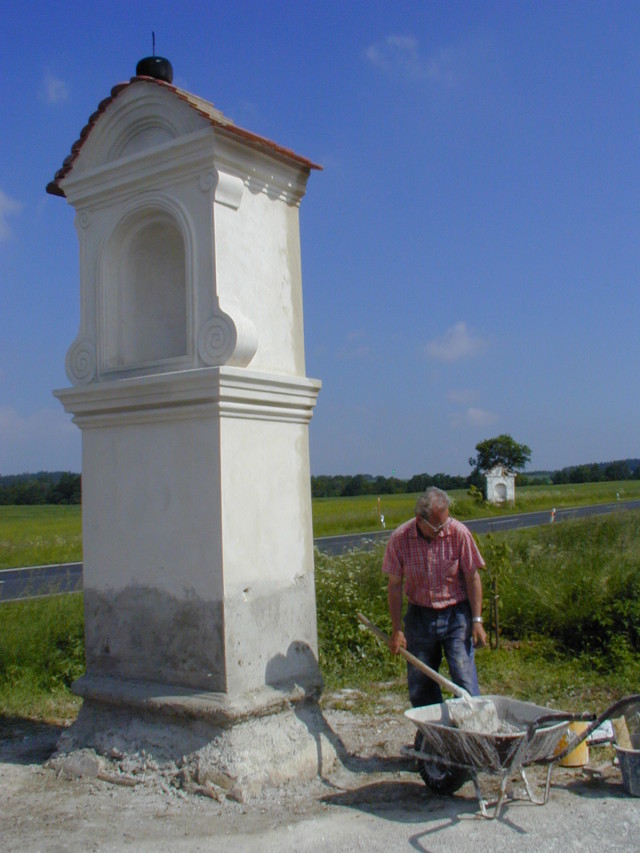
[56,697,336,798]
[83,587,226,691]
[83,581,323,696]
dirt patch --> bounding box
[2,701,638,852]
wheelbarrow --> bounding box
[406,694,640,818]
[357,613,640,818]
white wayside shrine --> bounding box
[48,56,333,795]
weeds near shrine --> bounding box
[2,510,640,721]
[0,592,84,720]
[315,511,640,710]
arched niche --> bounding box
[495,482,507,502]
[101,208,189,372]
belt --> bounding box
[408,600,467,611]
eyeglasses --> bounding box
[419,516,449,534]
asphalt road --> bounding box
[0,561,83,602]
[315,498,640,555]
[2,500,639,601]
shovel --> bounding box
[357,613,502,733]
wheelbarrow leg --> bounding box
[519,764,554,806]
[472,764,554,818]
[472,771,512,820]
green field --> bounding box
[2,509,640,721]
[0,505,82,570]
[1,481,639,569]
[1,478,639,722]
[311,479,640,536]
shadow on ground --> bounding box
[321,778,464,817]
[0,716,65,765]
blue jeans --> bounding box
[404,601,480,707]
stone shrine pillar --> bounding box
[47,58,328,794]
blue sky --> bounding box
[1,1,639,478]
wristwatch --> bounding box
[472,616,483,623]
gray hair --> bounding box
[415,487,450,519]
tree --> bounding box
[468,434,531,474]
[49,472,82,504]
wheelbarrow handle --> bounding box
[492,709,597,773]
[532,694,640,765]
[556,693,640,760]
[357,613,472,701]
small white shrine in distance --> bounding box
[485,465,516,504]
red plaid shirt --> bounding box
[382,517,484,609]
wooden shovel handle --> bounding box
[357,612,471,701]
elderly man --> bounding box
[382,486,487,707]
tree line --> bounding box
[1,457,639,504]
[0,472,81,505]
[311,472,469,498]
[550,459,640,484]
[312,458,640,498]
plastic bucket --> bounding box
[555,722,589,767]
[615,746,640,796]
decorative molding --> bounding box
[215,299,258,367]
[213,135,309,207]
[197,299,258,368]
[198,171,216,192]
[213,170,245,210]
[66,340,97,385]
[54,366,321,428]
[60,128,216,208]
[72,673,313,724]
[73,85,205,173]
[197,315,237,365]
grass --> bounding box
[0,593,84,722]
[1,480,638,565]
[315,511,640,714]
[0,505,82,570]
[493,512,640,657]
[2,492,640,722]
[313,480,640,537]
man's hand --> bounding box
[472,621,487,648]
[387,575,406,654]
[389,629,407,655]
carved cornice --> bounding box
[212,135,310,207]
[60,125,309,211]
[60,128,216,208]
[54,366,321,428]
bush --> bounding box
[487,512,640,658]
[314,545,403,687]
[0,593,85,717]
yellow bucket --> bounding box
[555,721,589,767]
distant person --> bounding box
[382,486,487,707]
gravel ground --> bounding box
[2,704,639,852]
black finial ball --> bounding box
[136,56,173,83]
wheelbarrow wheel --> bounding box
[414,731,469,795]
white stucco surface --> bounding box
[485,465,516,504]
[53,75,322,706]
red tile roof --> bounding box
[46,76,322,198]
